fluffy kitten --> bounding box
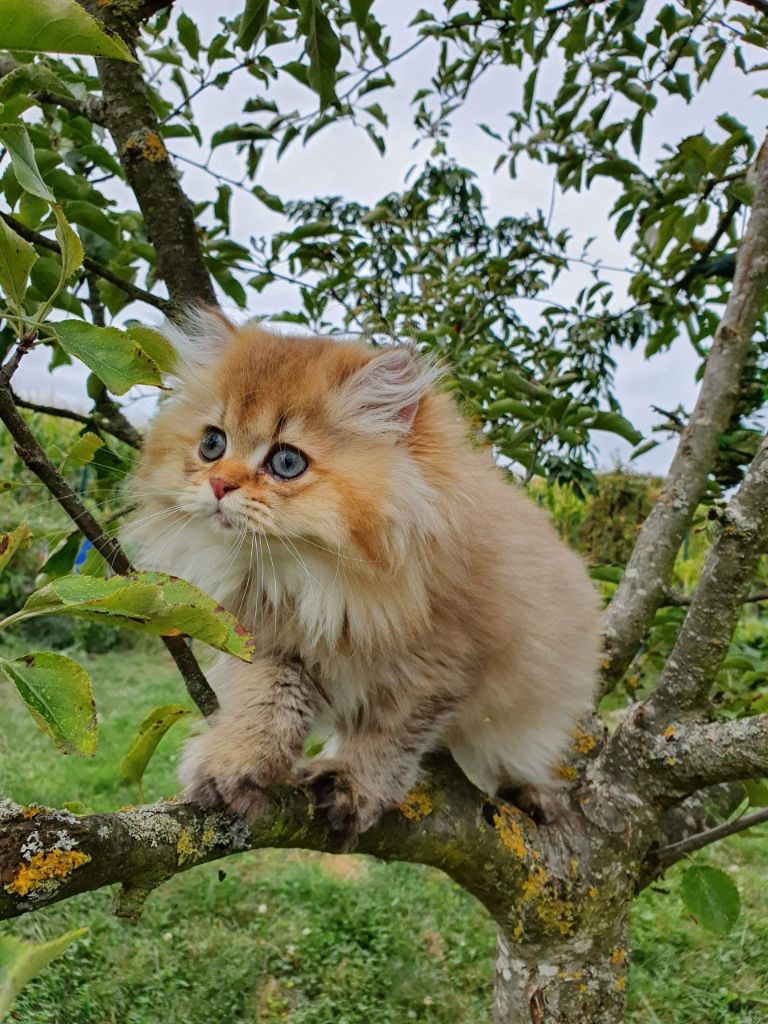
[124,309,601,841]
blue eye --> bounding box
[200,428,226,461]
[267,445,308,480]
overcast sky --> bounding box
[12,1,765,474]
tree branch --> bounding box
[0,213,173,315]
[0,759,534,928]
[646,436,768,717]
[0,58,107,125]
[77,1,216,308]
[651,806,768,873]
[600,136,768,693]
[645,715,768,797]
[9,390,143,450]
[0,383,216,716]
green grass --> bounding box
[1,636,768,1022]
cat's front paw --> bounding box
[179,722,289,823]
[297,760,385,849]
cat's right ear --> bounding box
[161,306,236,373]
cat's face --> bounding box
[130,312,442,568]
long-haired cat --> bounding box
[124,309,601,842]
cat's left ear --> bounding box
[162,305,236,373]
[336,346,439,435]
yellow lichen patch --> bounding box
[521,865,548,902]
[579,984,588,993]
[22,806,41,819]
[601,658,611,670]
[397,786,433,822]
[512,922,523,939]
[5,849,90,896]
[663,725,676,740]
[557,763,579,782]
[626,674,640,691]
[571,727,596,755]
[536,896,575,936]
[176,822,222,866]
[176,827,203,866]
[614,975,627,992]
[142,132,167,162]
[610,947,627,965]
[123,131,168,165]
[666,756,677,767]
[493,808,528,858]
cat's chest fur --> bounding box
[168,524,433,719]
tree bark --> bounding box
[78,1,216,310]
[601,137,768,693]
[493,915,630,1024]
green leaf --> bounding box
[251,184,284,213]
[0,929,87,1021]
[485,398,536,420]
[0,63,73,120]
[0,524,31,573]
[53,320,164,395]
[0,214,37,310]
[210,123,274,148]
[743,780,768,807]
[680,866,741,935]
[0,652,97,755]
[40,531,81,580]
[117,703,190,788]
[297,0,341,109]
[61,431,104,471]
[125,325,177,374]
[21,573,257,661]
[588,564,624,583]
[0,0,134,61]
[0,123,55,202]
[52,204,84,285]
[350,0,373,26]
[61,200,119,246]
[176,12,200,60]
[586,411,642,446]
[237,0,270,49]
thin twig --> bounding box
[9,389,144,450]
[0,213,174,315]
[0,333,37,388]
[651,806,768,871]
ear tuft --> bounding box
[161,306,236,374]
[337,346,439,434]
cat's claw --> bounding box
[298,760,385,850]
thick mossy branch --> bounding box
[0,756,650,946]
[77,0,216,309]
[0,761,530,927]
[601,135,768,693]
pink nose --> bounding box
[210,477,239,501]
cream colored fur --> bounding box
[124,311,601,836]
